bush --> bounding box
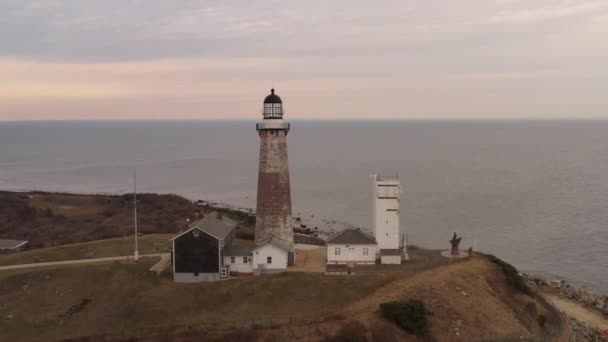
[537,314,547,327]
[487,254,532,296]
[379,300,428,335]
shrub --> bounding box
[537,314,547,327]
[487,254,533,296]
[380,300,428,335]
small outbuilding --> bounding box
[0,239,28,251]
[252,237,291,275]
[171,212,237,283]
[326,228,377,265]
[379,249,402,264]
[223,246,254,275]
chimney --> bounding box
[217,212,223,220]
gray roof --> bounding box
[327,229,376,245]
[171,211,237,241]
[380,249,402,256]
[223,246,254,256]
[254,236,291,252]
[0,239,28,250]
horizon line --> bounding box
[2,117,608,123]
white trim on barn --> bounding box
[172,239,176,274]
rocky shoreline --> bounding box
[195,199,352,240]
[522,273,608,341]
[522,273,608,317]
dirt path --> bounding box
[290,246,326,273]
[542,292,608,330]
[0,253,165,271]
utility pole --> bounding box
[402,233,409,261]
[133,171,140,261]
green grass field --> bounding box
[0,234,173,266]
[0,262,396,341]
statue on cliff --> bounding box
[449,232,462,256]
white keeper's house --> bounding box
[221,237,290,276]
[326,228,377,265]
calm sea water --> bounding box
[0,120,606,293]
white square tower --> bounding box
[371,174,401,255]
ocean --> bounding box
[0,120,606,293]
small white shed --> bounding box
[252,237,291,275]
[326,228,377,265]
[379,249,402,265]
[223,246,254,274]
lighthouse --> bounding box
[255,89,294,258]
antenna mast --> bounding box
[133,170,140,261]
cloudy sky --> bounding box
[1,0,607,120]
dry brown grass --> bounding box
[0,262,397,342]
[0,234,173,266]
[28,193,107,218]
[0,254,566,342]
[0,191,202,248]
[341,255,563,341]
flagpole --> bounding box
[133,170,139,261]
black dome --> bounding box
[263,88,282,104]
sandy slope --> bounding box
[543,292,608,330]
[343,256,560,341]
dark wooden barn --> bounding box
[171,212,237,282]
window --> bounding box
[243,257,248,263]
[267,256,272,264]
[230,257,235,263]
[363,248,369,256]
[334,247,341,256]
[193,230,199,237]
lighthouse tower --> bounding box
[255,89,294,251]
[371,174,403,264]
